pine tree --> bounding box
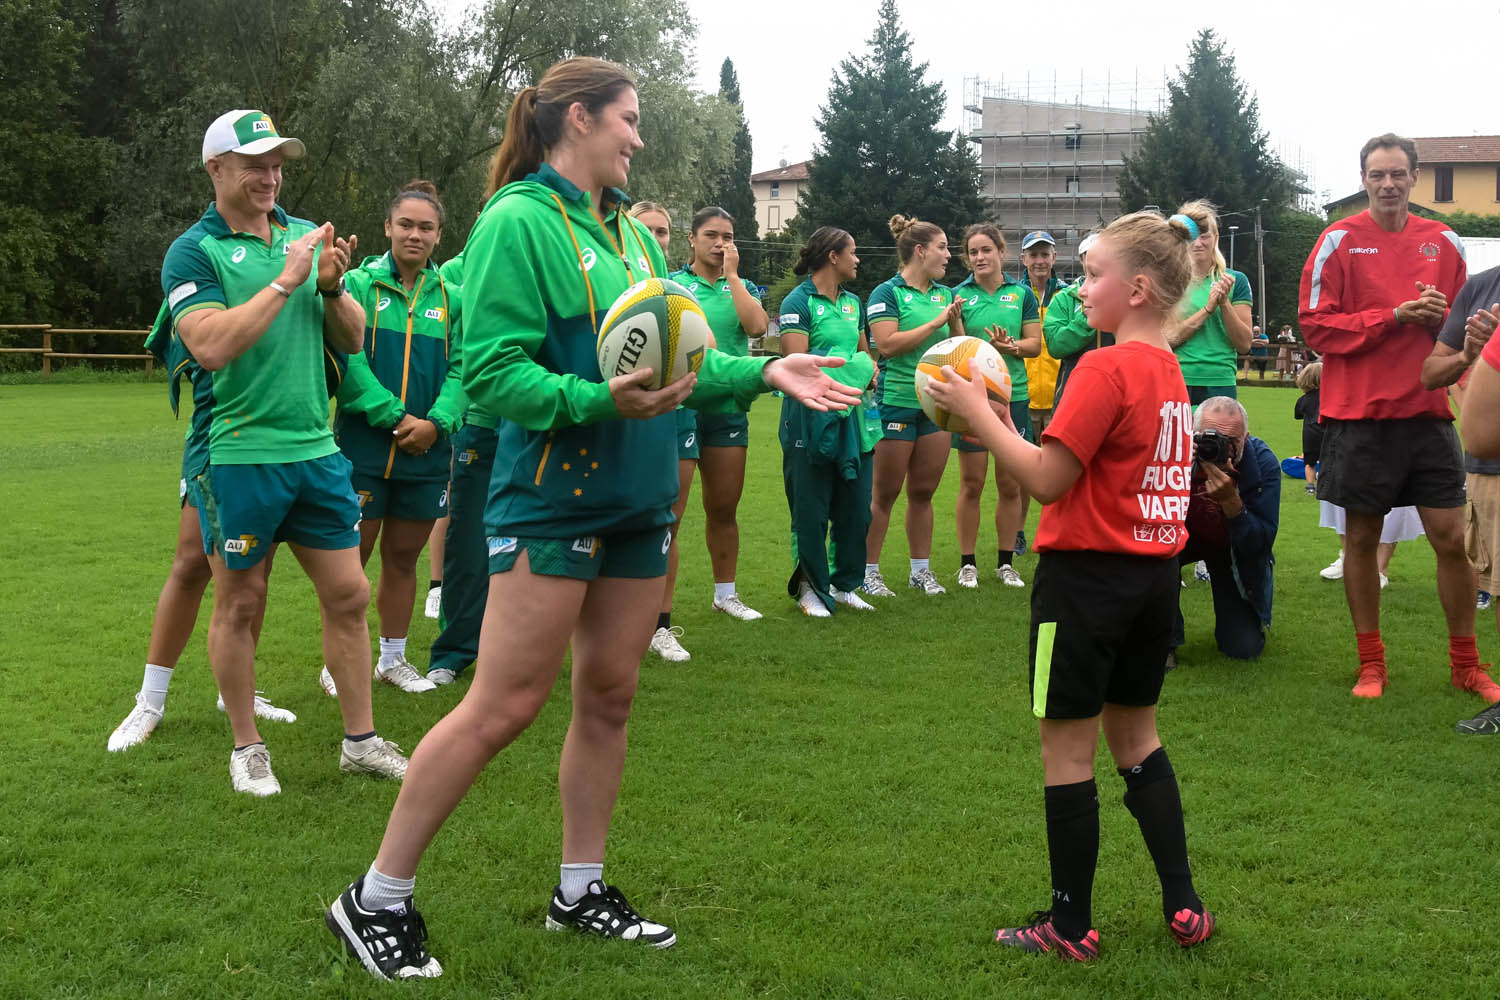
[795,0,982,291]
[1117,29,1293,219]
[706,58,761,279]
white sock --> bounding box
[379,636,406,661]
[714,581,736,602]
[359,864,416,912]
[560,862,602,904]
[141,664,173,712]
[865,563,879,574]
[910,558,930,574]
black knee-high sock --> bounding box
[1119,746,1201,921]
[1044,779,1099,940]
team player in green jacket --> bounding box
[332,181,464,695]
[324,57,860,980]
[671,206,770,630]
[951,223,1042,590]
[863,214,963,598]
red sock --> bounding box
[1356,631,1386,672]
[1450,635,1479,676]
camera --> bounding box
[1193,429,1233,467]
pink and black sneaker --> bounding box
[994,911,1099,962]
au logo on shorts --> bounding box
[487,536,517,556]
[887,422,906,432]
[571,536,599,557]
[356,490,372,508]
[457,448,477,465]
[224,534,259,554]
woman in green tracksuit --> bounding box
[671,206,769,624]
[778,226,877,616]
[324,57,860,980]
[863,213,964,598]
[334,180,464,694]
[951,223,1042,590]
[1045,232,1113,408]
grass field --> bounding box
[3,383,1498,999]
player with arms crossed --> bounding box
[928,211,1215,961]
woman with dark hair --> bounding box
[332,180,464,694]
[862,214,963,597]
[778,226,876,615]
[670,206,769,630]
[324,56,860,980]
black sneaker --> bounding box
[1455,701,1500,735]
[325,878,442,980]
[545,879,676,948]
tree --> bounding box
[1117,29,1294,219]
[702,58,760,278]
[795,0,982,294]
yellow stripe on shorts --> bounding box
[1032,622,1057,719]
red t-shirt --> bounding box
[1036,340,1193,557]
[1298,210,1467,420]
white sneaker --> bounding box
[1193,560,1211,582]
[217,691,297,724]
[1380,572,1389,590]
[909,567,946,595]
[376,654,437,693]
[230,743,281,796]
[107,695,162,752]
[956,565,979,589]
[1320,554,1344,581]
[426,667,458,685]
[996,564,1026,588]
[712,593,763,621]
[831,587,874,611]
[319,665,338,697]
[340,736,408,781]
[649,626,691,662]
[861,567,896,598]
[796,581,832,617]
[424,586,442,620]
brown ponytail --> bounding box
[486,59,637,196]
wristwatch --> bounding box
[317,277,347,299]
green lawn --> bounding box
[1,383,1497,999]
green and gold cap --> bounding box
[201,109,306,165]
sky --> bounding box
[683,0,1499,205]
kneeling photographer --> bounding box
[1173,396,1280,662]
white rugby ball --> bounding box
[596,278,710,390]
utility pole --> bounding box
[1254,202,1267,333]
[1229,225,1239,269]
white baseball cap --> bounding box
[201,109,306,165]
[1078,233,1100,257]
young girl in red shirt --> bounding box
[928,211,1215,960]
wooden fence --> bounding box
[0,324,153,379]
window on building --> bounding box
[1434,166,1453,202]
[1495,166,1499,201]
[770,181,780,199]
[769,205,780,232]
[1066,175,1081,194]
[1065,133,1082,150]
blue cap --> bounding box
[1021,231,1055,251]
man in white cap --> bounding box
[160,109,409,795]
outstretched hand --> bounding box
[765,355,863,412]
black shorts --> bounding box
[1317,418,1464,514]
[1028,550,1179,720]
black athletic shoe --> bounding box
[1455,701,1500,735]
[325,878,442,980]
[545,879,676,948]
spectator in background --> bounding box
[1045,231,1111,408]
[1019,231,1067,435]
[1294,361,1323,495]
[1298,131,1493,702]
[1166,201,1254,404]
[1249,325,1269,379]
[1274,326,1296,382]
[1173,397,1279,664]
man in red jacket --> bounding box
[1299,132,1498,702]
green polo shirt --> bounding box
[868,273,953,408]
[1175,268,1254,386]
[161,202,336,465]
[670,267,762,358]
[953,276,1039,403]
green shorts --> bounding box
[953,399,1034,452]
[697,410,750,449]
[486,525,673,580]
[352,472,449,522]
[197,453,361,570]
[878,403,941,441]
[676,408,699,461]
